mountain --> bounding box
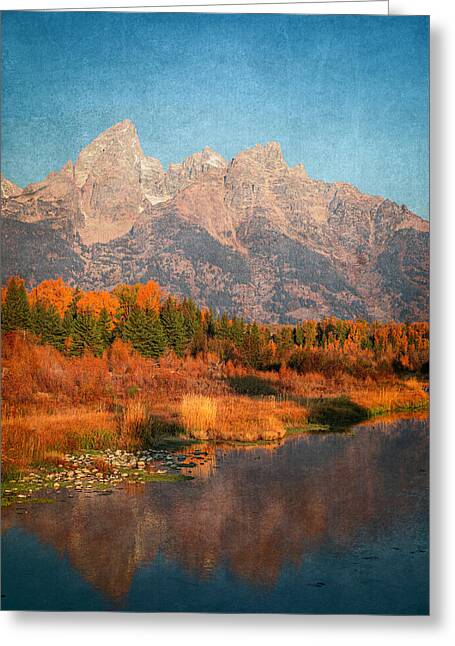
[1,119,429,322]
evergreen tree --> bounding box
[30,301,67,351]
[70,312,104,356]
[204,308,217,339]
[190,327,208,356]
[160,297,187,357]
[123,308,166,358]
[1,277,30,332]
[146,314,167,358]
[229,316,245,348]
[97,307,114,352]
[62,292,80,338]
[216,312,231,340]
[241,322,261,369]
[276,327,294,355]
[181,297,201,343]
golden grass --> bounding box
[115,400,149,449]
[2,407,117,476]
[180,394,308,442]
[181,395,217,440]
[349,379,428,415]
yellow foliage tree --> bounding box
[29,278,74,318]
[136,280,161,314]
[76,291,120,318]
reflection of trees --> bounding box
[3,416,428,602]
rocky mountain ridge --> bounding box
[1,119,429,322]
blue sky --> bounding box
[1,12,429,217]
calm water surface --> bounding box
[1,415,429,614]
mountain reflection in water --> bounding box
[1,415,429,614]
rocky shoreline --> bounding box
[2,447,208,507]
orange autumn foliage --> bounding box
[136,280,161,314]
[76,290,120,318]
[29,278,74,317]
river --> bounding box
[1,414,429,614]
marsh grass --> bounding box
[180,394,308,442]
[349,378,428,417]
[1,407,118,477]
[181,395,218,439]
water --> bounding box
[1,415,429,614]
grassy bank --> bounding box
[1,333,428,479]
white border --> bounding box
[2,1,455,644]
[0,1,389,14]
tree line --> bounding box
[1,277,429,373]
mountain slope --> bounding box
[1,120,429,322]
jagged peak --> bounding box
[232,141,287,171]
[86,118,140,148]
[197,146,226,167]
[74,119,144,189]
[106,118,136,134]
[248,141,283,156]
[168,147,226,174]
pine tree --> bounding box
[97,307,114,352]
[229,316,245,348]
[160,297,187,357]
[123,308,166,358]
[181,298,201,342]
[1,277,31,333]
[30,301,67,351]
[146,314,166,358]
[216,312,231,340]
[70,312,104,356]
[204,308,217,339]
[62,292,80,338]
[276,327,294,355]
[241,322,261,369]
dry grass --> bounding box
[181,395,217,440]
[350,378,428,415]
[115,400,150,449]
[180,394,308,442]
[1,406,117,476]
